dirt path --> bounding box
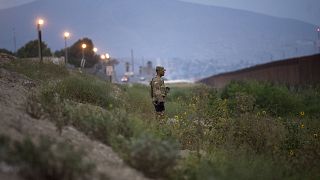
[0,67,150,180]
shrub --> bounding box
[53,75,115,108]
[166,86,194,102]
[40,74,117,109]
[39,80,133,144]
[228,92,256,115]
[64,103,133,145]
[173,151,286,180]
[282,117,320,178]
[3,59,68,80]
[221,81,302,116]
[299,87,320,118]
[227,114,287,154]
[0,135,95,180]
[127,134,179,178]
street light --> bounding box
[100,54,106,60]
[37,18,44,63]
[93,47,98,53]
[104,53,112,82]
[105,53,110,60]
[81,43,87,69]
[64,31,70,65]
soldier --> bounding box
[150,66,170,121]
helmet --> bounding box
[156,66,166,72]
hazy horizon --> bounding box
[1,0,319,25]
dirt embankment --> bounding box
[0,66,150,180]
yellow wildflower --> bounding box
[300,111,305,116]
[300,124,304,129]
[174,115,179,119]
[289,150,294,156]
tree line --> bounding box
[0,38,99,68]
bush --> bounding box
[221,81,302,116]
[56,75,115,108]
[39,78,133,144]
[166,86,194,102]
[3,59,68,80]
[299,86,320,118]
[40,74,117,109]
[63,103,133,145]
[282,117,320,177]
[0,135,95,180]
[173,151,286,180]
[227,114,287,154]
[127,134,179,178]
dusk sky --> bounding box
[0,0,319,25]
[0,0,318,79]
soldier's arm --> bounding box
[160,80,167,97]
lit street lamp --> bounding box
[37,18,44,63]
[64,31,70,65]
[93,47,98,53]
[81,43,87,69]
[104,53,112,82]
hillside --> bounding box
[0,0,318,79]
[0,59,149,180]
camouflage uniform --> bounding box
[150,66,168,121]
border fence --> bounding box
[200,54,320,88]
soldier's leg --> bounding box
[157,112,165,123]
[157,102,166,125]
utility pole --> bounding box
[36,19,44,63]
[141,56,145,67]
[131,49,134,74]
[317,27,320,53]
[64,32,70,66]
[125,62,130,73]
[13,28,17,54]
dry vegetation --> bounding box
[2,59,320,179]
